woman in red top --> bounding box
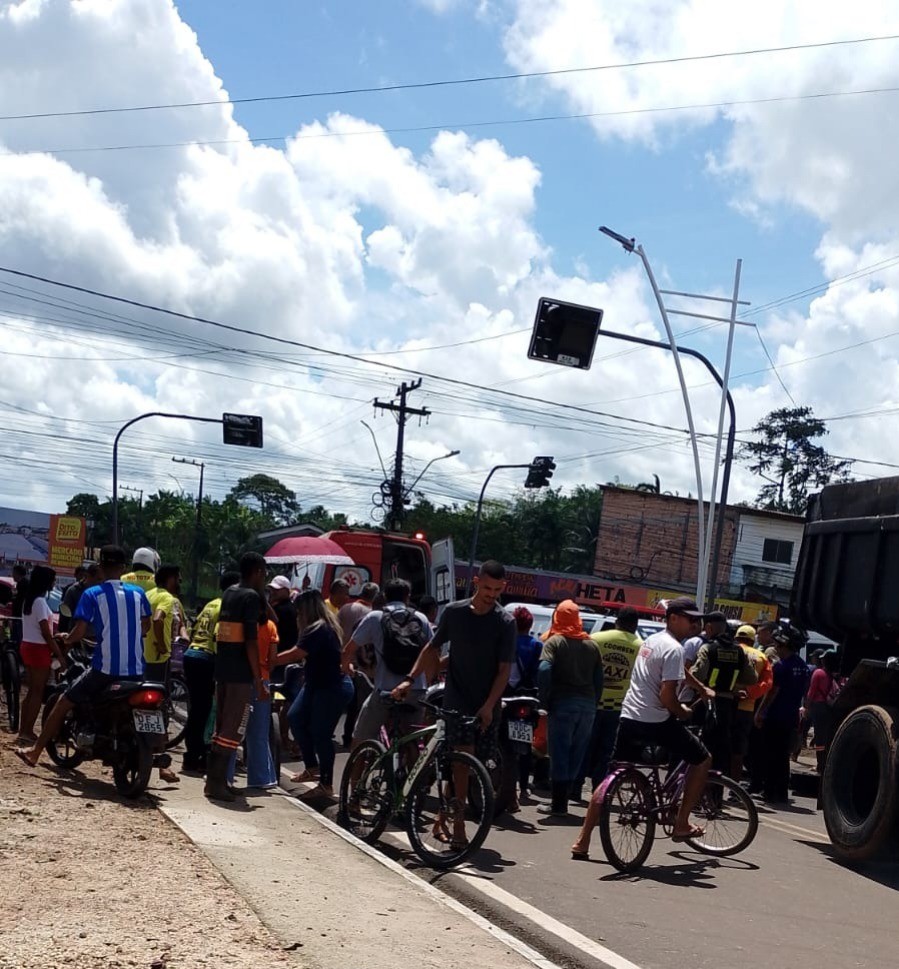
[805,650,844,772]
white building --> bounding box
[728,507,806,607]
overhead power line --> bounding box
[9,84,899,157]
[2,32,897,122]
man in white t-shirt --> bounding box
[571,597,714,856]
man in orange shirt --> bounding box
[732,624,773,783]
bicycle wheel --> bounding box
[164,674,190,749]
[2,648,20,733]
[405,750,494,869]
[599,768,657,873]
[338,740,393,843]
[686,773,758,856]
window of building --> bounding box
[762,538,794,565]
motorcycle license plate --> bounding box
[133,710,166,734]
[507,720,533,744]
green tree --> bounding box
[739,406,852,514]
[229,474,300,525]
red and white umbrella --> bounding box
[264,536,355,567]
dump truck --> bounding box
[791,476,899,861]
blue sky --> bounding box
[176,0,823,335]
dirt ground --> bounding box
[0,740,301,969]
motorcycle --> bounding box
[41,646,169,798]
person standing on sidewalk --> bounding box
[578,607,643,793]
[337,581,380,747]
[206,553,268,802]
[181,571,239,774]
[284,590,354,798]
[537,601,603,817]
[393,561,515,846]
[731,625,772,783]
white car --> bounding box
[505,602,664,641]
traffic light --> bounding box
[528,298,603,370]
[525,456,556,488]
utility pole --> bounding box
[373,380,430,531]
[173,456,205,605]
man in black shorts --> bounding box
[571,597,713,858]
[393,560,515,846]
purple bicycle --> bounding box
[596,743,759,873]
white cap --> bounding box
[132,547,160,571]
[266,575,291,591]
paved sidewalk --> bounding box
[157,775,548,969]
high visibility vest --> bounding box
[706,638,746,692]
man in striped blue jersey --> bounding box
[17,545,152,768]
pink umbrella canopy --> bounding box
[264,535,355,567]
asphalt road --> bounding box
[283,746,899,969]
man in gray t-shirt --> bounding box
[342,579,430,746]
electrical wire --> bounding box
[4,32,896,122]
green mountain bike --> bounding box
[338,695,494,869]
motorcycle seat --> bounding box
[95,680,165,704]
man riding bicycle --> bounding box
[571,596,714,858]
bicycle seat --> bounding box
[639,745,669,766]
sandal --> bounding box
[671,824,705,842]
[14,748,37,768]
[571,848,590,861]
[290,768,319,783]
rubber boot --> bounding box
[204,749,235,802]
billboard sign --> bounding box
[48,514,86,574]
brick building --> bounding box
[593,487,738,593]
[593,486,805,615]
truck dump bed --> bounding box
[792,476,899,650]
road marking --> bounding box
[759,815,830,844]
[279,773,643,969]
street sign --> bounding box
[222,413,264,448]
[528,298,603,370]
[48,514,86,574]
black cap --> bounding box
[705,610,727,623]
[99,544,126,566]
[666,596,705,619]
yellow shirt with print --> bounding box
[145,586,179,663]
[590,628,643,712]
[189,597,222,656]
[123,569,156,593]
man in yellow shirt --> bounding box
[577,607,643,794]
[181,570,240,774]
[144,565,185,681]
[326,578,350,615]
[122,547,160,592]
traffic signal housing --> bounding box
[525,456,556,489]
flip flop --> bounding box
[671,825,705,842]
[14,748,37,768]
[571,850,590,861]
[290,769,319,783]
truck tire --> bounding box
[822,705,899,862]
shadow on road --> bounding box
[800,839,899,891]
[598,851,759,889]
[38,770,160,810]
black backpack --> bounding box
[381,607,427,676]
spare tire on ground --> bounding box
[822,705,899,862]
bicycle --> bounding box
[338,696,495,869]
[597,725,759,873]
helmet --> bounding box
[735,624,757,643]
[771,621,806,651]
[132,547,160,572]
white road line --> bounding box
[759,815,830,844]
[279,774,644,969]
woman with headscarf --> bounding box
[537,600,603,817]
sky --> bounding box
[2,0,899,527]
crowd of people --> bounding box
[8,548,834,855]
